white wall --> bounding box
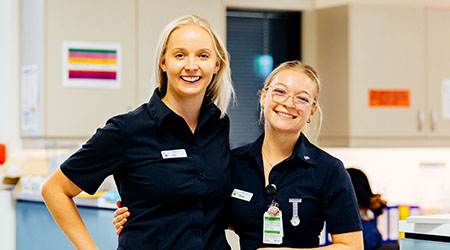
[0,190,15,250]
[0,1,19,249]
[326,148,450,213]
[0,0,21,154]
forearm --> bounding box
[259,231,363,250]
[309,242,361,250]
[42,169,98,250]
[259,245,358,250]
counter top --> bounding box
[399,214,450,237]
[14,193,117,210]
[406,214,450,224]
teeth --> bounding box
[181,76,201,82]
[276,111,295,119]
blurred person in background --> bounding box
[346,168,398,250]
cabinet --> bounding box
[20,0,224,141]
[21,0,137,139]
[15,199,116,250]
[426,8,450,139]
[316,4,450,147]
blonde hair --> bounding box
[153,15,234,118]
[260,60,323,140]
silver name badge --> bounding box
[161,149,187,159]
[231,188,253,202]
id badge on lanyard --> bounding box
[263,200,283,244]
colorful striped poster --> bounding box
[62,42,121,88]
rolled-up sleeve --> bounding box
[60,118,127,195]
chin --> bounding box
[182,87,204,95]
[269,123,300,133]
[178,89,207,99]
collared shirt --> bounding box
[229,133,362,250]
[61,90,232,250]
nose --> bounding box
[185,56,199,71]
[284,94,296,108]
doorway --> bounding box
[227,9,302,148]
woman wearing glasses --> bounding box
[229,61,362,249]
[114,61,363,249]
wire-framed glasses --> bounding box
[266,86,316,108]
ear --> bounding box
[260,88,267,109]
[160,57,167,72]
[215,60,220,74]
[308,104,318,122]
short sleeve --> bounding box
[322,160,362,234]
[60,118,128,194]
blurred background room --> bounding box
[1,0,450,249]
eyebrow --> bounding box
[170,47,213,53]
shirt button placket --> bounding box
[191,142,204,248]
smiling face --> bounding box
[261,69,318,134]
[160,24,220,102]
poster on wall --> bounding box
[368,89,410,107]
[21,65,40,131]
[62,41,121,89]
[443,79,450,120]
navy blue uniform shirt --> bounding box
[229,133,362,249]
[61,90,232,250]
[362,220,383,250]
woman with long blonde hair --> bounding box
[42,15,234,250]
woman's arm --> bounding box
[258,230,363,250]
[322,231,363,250]
[41,168,98,250]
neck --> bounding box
[262,126,301,168]
[162,94,204,133]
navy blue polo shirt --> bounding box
[229,133,362,249]
[61,90,232,250]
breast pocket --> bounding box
[282,193,325,238]
[127,154,167,183]
[230,190,261,228]
[125,152,192,202]
[296,197,323,226]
